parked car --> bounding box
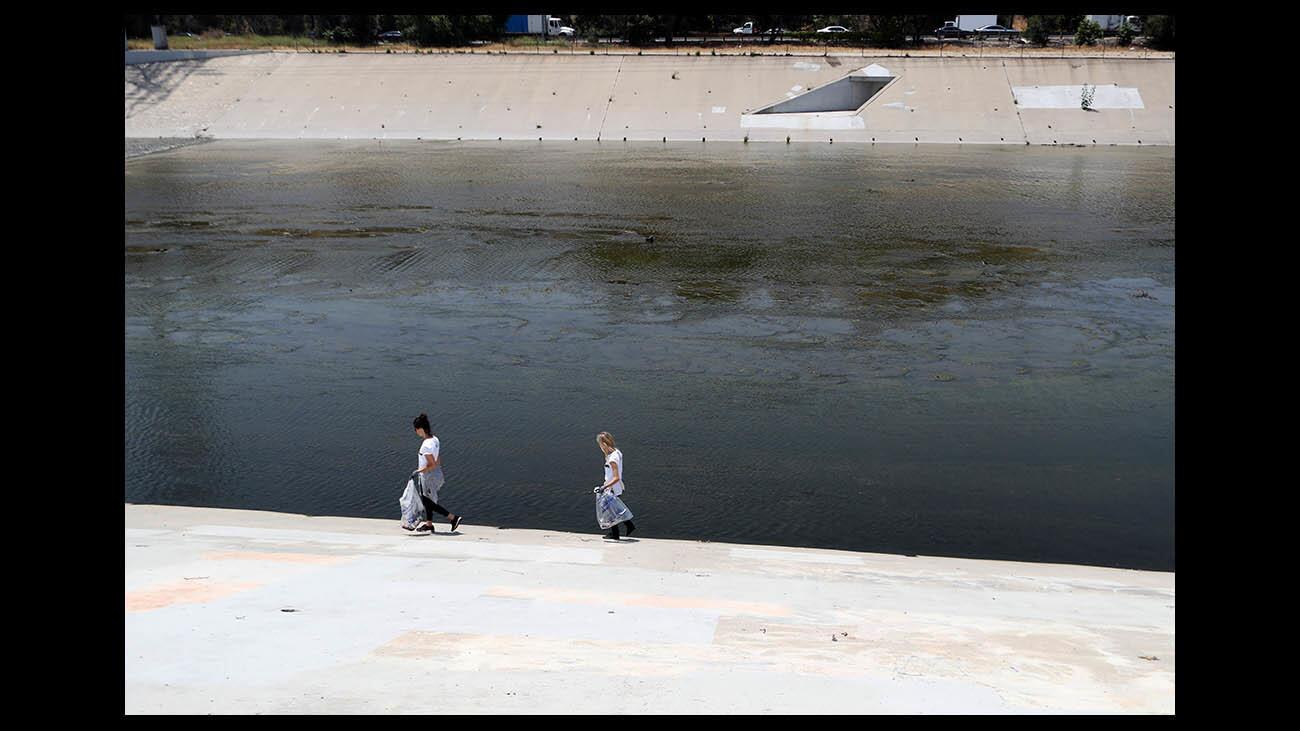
[816,26,849,33]
[974,24,1020,38]
[378,30,402,41]
[934,23,966,39]
[733,22,754,34]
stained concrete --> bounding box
[125,504,1174,714]
[124,53,1173,145]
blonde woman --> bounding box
[594,431,636,540]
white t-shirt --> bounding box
[603,449,625,496]
[418,437,440,472]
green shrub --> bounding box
[1144,15,1174,50]
[866,16,907,47]
[1025,16,1050,46]
[322,26,355,44]
[1074,18,1102,46]
[1116,20,1135,45]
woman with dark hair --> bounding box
[409,413,463,533]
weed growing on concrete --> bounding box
[1080,84,1095,111]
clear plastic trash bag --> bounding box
[399,478,427,530]
[596,491,634,530]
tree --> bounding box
[1074,17,1102,46]
[902,15,945,45]
[1117,19,1136,46]
[1144,15,1174,50]
[1024,16,1051,46]
[620,15,658,45]
[866,16,908,47]
[348,14,374,45]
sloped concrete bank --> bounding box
[125,504,1174,713]
[125,53,1173,146]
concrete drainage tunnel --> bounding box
[751,73,894,115]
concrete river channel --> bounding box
[125,140,1174,571]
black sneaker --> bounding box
[450,515,463,532]
[604,529,620,540]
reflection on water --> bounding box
[125,141,1174,570]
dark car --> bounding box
[934,24,966,39]
[378,30,403,41]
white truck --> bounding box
[935,15,998,38]
[954,15,998,32]
[503,15,574,37]
[548,16,575,37]
[1088,15,1141,31]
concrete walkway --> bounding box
[125,504,1173,713]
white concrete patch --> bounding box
[862,64,892,77]
[882,102,914,111]
[740,113,865,130]
[792,62,821,71]
[711,106,727,114]
[731,547,865,566]
[1012,85,1145,109]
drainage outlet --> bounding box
[753,75,892,115]
[741,65,895,131]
